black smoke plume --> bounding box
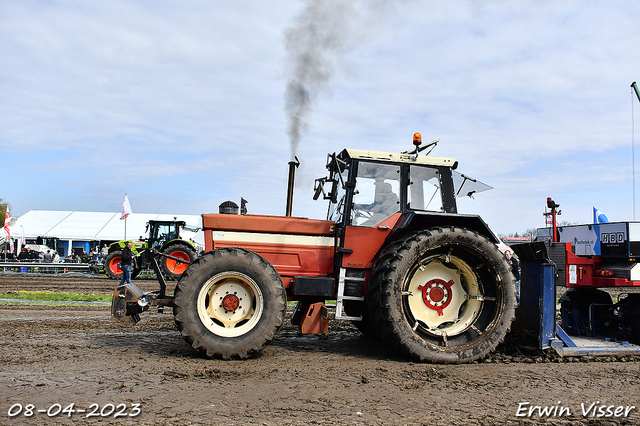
[284,0,356,157]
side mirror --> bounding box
[313,178,326,201]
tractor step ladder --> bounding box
[335,267,365,321]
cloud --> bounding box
[3,0,640,236]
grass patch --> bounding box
[286,300,337,306]
[0,291,111,303]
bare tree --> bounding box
[522,228,537,240]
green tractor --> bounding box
[103,220,200,281]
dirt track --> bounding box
[1,273,640,425]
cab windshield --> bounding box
[352,163,401,226]
[150,223,178,249]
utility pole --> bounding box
[633,82,640,220]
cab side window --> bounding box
[408,166,444,212]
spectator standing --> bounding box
[7,250,16,261]
[119,241,134,286]
[100,244,109,262]
[18,248,29,261]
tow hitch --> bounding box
[111,250,186,324]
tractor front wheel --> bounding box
[161,244,197,280]
[104,251,123,280]
[173,247,286,359]
[368,227,517,363]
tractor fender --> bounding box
[108,239,146,255]
[389,211,500,245]
[159,238,196,253]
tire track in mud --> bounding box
[1,274,640,425]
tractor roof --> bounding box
[148,219,187,226]
[341,148,457,168]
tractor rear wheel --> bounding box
[173,247,286,359]
[161,243,196,280]
[368,227,517,363]
[104,251,123,280]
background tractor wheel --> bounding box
[173,247,287,360]
[103,251,123,280]
[559,288,614,336]
[161,244,197,280]
[367,227,517,364]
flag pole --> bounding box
[631,82,640,220]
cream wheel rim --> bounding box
[197,272,263,337]
[404,255,482,337]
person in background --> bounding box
[18,248,29,261]
[99,244,109,263]
[119,241,134,287]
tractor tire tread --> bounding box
[367,227,517,364]
[173,247,286,360]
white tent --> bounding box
[6,210,203,256]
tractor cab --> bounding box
[146,220,185,250]
[314,133,493,229]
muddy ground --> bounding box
[1,273,639,425]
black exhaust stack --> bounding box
[286,157,300,217]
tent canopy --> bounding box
[7,210,203,243]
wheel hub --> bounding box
[418,279,454,316]
[198,272,263,338]
[222,294,240,312]
[405,256,483,336]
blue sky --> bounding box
[2,0,640,236]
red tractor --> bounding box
[113,134,517,363]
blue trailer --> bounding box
[512,241,640,357]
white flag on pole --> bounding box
[121,194,132,220]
